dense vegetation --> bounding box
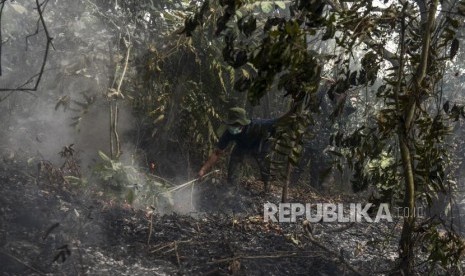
[1,0,465,274]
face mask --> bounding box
[228,126,243,135]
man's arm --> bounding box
[198,126,232,177]
[198,149,224,177]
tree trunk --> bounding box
[397,1,438,273]
[398,130,416,274]
[282,162,292,203]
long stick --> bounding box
[207,251,325,264]
[159,170,219,195]
[147,212,154,245]
[110,99,114,158]
[0,0,5,77]
[114,103,120,158]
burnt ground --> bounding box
[0,159,460,275]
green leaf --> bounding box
[261,2,274,13]
[275,1,286,9]
[98,151,112,162]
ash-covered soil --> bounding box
[0,159,424,276]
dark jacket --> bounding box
[217,119,277,152]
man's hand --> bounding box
[198,149,223,179]
[198,167,207,178]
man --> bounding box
[198,107,276,193]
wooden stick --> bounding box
[116,35,131,96]
[150,242,173,253]
[147,212,154,245]
[207,251,325,264]
[159,170,219,195]
[109,103,114,158]
[149,239,193,254]
[190,179,195,209]
[114,103,120,158]
[174,241,181,267]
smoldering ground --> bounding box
[0,1,222,274]
[0,0,235,220]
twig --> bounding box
[116,33,131,96]
[114,103,120,157]
[208,254,297,264]
[190,179,195,209]
[33,0,52,90]
[25,17,41,51]
[150,239,193,253]
[147,212,154,245]
[150,242,173,253]
[174,241,181,267]
[25,2,53,51]
[109,101,114,158]
[109,31,131,159]
[0,0,5,76]
[42,222,60,240]
[207,251,325,264]
[0,67,55,93]
[0,0,53,92]
[0,250,46,275]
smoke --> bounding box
[0,0,196,214]
[1,2,94,154]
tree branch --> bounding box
[207,251,325,264]
[0,0,5,76]
[33,0,52,90]
[363,37,399,68]
[0,0,53,93]
[324,0,399,67]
